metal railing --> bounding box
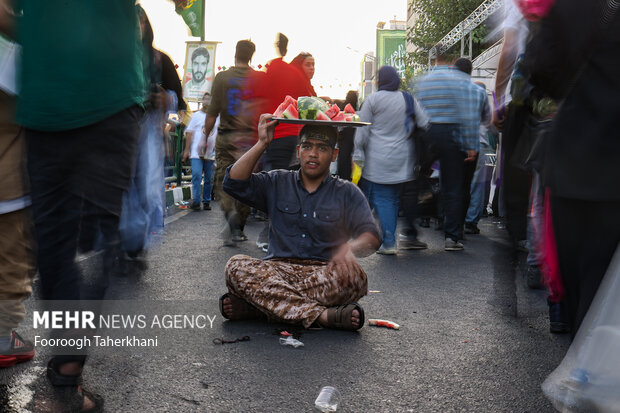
[164,121,191,186]
[429,0,503,60]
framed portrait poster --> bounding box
[183,41,218,102]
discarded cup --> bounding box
[314,386,341,412]
[279,336,304,348]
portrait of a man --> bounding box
[183,42,217,101]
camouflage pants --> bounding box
[214,132,253,229]
[225,255,368,328]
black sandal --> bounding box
[53,385,104,413]
[219,293,266,321]
[323,302,365,331]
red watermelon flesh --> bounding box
[325,104,341,119]
[273,101,289,117]
[284,95,297,109]
[344,114,355,122]
[282,104,299,119]
[316,110,330,121]
[331,112,346,122]
[344,103,356,114]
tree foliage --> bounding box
[407,0,488,67]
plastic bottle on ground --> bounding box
[314,386,341,412]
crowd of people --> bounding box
[0,0,618,411]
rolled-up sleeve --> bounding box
[222,166,271,212]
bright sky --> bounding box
[139,0,406,101]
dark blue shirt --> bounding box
[223,167,380,261]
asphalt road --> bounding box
[0,203,570,412]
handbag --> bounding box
[401,91,433,178]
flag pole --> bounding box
[200,0,205,41]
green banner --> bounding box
[174,0,204,38]
[376,29,406,79]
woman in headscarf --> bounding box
[353,66,429,254]
[290,52,317,96]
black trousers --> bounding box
[460,153,478,235]
[501,104,531,243]
[551,196,620,336]
[336,128,355,181]
[427,124,466,242]
[27,106,141,301]
[401,180,419,238]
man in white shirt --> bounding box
[182,92,219,210]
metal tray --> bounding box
[271,117,370,127]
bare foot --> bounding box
[317,308,360,329]
[79,390,95,411]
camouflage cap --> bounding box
[299,125,338,148]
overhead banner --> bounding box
[183,41,217,102]
[174,0,204,38]
[376,29,407,79]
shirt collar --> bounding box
[295,170,333,193]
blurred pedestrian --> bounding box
[0,33,35,368]
[492,0,531,252]
[414,49,480,251]
[120,6,184,267]
[10,1,146,410]
[182,92,218,211]
[204,40,258,246]
[524,0,620,336]
[355,66,429,254]
[453,59,492,237]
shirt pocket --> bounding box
[314,208,341,241]
[275,199,301,235]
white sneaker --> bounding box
[377,245,398,255]
[444,239,464,251]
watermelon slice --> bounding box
[273,101,289,117]
[325,104,341,119]
[344,114,354,122]
[282,104,298,119]
[331,112,346,122]
[344,103,356,114]
[283,95,297,109]
[316,110,330,121]
[301,109,317,120]
[274,95,298,117]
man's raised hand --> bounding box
[257,113,278,148]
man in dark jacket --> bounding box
[524,0,620,336]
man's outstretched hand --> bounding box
[257,113,278,148]
[327,243,359,288]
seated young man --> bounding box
[220,114,380,330]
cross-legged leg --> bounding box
[225,255,368,328]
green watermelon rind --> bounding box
[297,96,328,120]
[282,104,298,119]
[300,108,318,120]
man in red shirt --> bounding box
[249,33,314,251]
